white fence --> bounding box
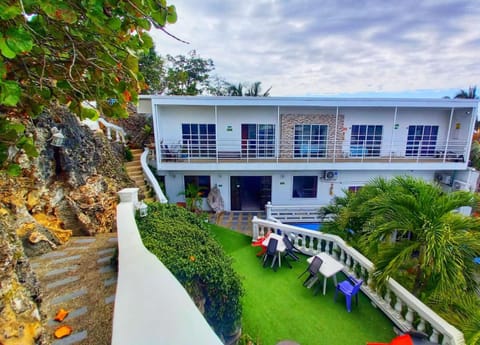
[265,202,324,222]
[252,217,465,345]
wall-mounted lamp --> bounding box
[136,200,148,217]
[50,127,65,147]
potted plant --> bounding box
[178,183,206,212]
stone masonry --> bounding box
[280,113,345,159]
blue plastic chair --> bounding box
[334,275,363,312]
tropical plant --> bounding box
[226,81,272,97]
[245,81,272,97]
[178,183,206,212]
[454,86,478,99]
[352,177,480,298]
[0,0,177,174]
[322,176,480,343]
[136,203,243,339]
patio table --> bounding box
[306,253,344,295]
[262,233,286,268]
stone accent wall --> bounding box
[280,113,345,158]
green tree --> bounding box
[226,81,272,96]
[139,48,166,94]
[165,50,214,95]
[227,82,245,96]
[245,81,272,96]
[178,183,205,212]
[454,86,478,99]
[0,0,177,173]
[356,177,480,298]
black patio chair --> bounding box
[262,238,279,270]
[297,256,323,287]
[282,235,299,268]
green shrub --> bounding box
[136,203,243,338]
[124,146,133,161]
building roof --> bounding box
[139,95,479,109]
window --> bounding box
[348,186,362,193]
[350,125,383,157]
[294,124,328,158]
[184,175,211,197]
[241,124,275,157]
[292,176,318,198]
[182,124,216,157]
[405,125,438,157]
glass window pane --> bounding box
[292,176,317,198]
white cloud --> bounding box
[150,0,480,97]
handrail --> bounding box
[252,217,465,345]
[113,188,222,345]
[97,118,126,143]
[140,148,168,203]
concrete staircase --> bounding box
[125,148,151,201]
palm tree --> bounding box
[245,81,272,97]
[356,176,480,299]
[226,81,272,97]
[454,86,478,99]
[227,83,244,96]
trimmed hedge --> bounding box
[136,203,243,339]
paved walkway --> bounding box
[209,211,265,236]
[30,233,118,345]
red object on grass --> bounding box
[367,334,413,345]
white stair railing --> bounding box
[140,148,167,203]
[252,217,465,345]
[97,118,127,143]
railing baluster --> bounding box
[430,329,440,344]
[405,307,414,328]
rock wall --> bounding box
[0,105,134,344]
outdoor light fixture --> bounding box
[50,127,65,147]
[137,200,148,217]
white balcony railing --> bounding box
[158,138,468,164]
[252,217,465,345]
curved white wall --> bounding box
[113,188,222,345]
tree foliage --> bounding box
[0,0,177,172]
[136,203,243,339]
[139,47,166,94]
[454,86,478,99]
[165,50,214,95]
[320,176,480,344]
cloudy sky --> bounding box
[149,0,479,98]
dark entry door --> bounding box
[231,176,242,210]
[230,176,272,211]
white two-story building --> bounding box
[138,96,479,212]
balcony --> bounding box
[157,139,468,168]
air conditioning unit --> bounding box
[452,180,469,191]
[434,173,452,185]
[324,170,338,181]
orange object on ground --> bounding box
[367,334,413,345]
[54,325,73,339]
[252,231,272,256]
[54,308,69,322]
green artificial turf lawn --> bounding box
[208,224,396,345]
